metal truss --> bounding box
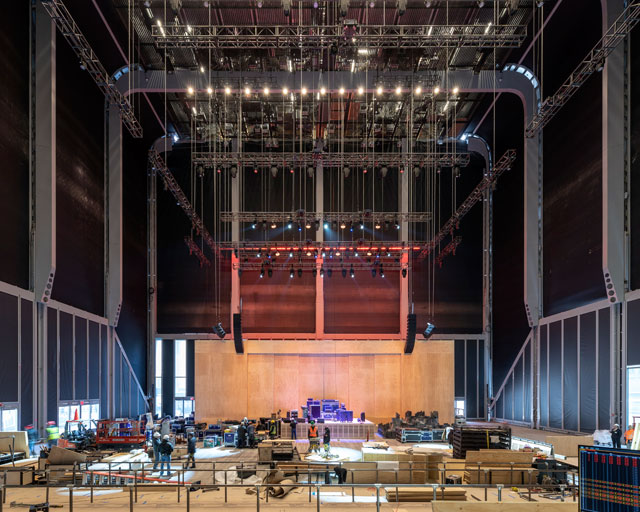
[184,236,210,267]
[235,261,405,272]
[220,211,432,224]
[192,151,470,169]
[149,149,217,253]
[420,149,516,257]
[435,236,462,267]
[526,0,640,137]
[152,23,526,49]
[220,240,420,251]
[40,0,143,138]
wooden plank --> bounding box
[247,354,274,417]
[432,503,579,512]
[546,435,593,457]
[374,355,401,419]
[273,355,299,414]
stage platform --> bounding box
[281,419,376,440]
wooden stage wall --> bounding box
[194,339,454,424]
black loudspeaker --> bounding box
[404,314,416,354]
[233,313,244,354]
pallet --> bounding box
[385,487,467,502]
[452,426,511,459]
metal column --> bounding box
[399,138,409,339]
[315,162,324,338]
[106,106,123,327]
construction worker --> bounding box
[323,427,331,452]
[611,424,622,449]
[269,419,278,439]
[46,421,60,449]
[24,425,38,456]
[187,432,196,468]
[158,434,174,476]
[290,417,297,440]
[308,420,319,453]
[152,431,162,470]
[625,425,635,448]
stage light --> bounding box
[283,87,288,95]
[433,86,440,95]
[257,249,262,258]
[213,322,226,339]
[452,86,460,95]
[395,220,400,230]
[343,166,351,178]
[354,252,359,257]
[305,221,312,229]
[289,251,294,257]
[375,222,381,229]
[350,265,355,278]
[244,86,251,96]
[207,86,213,94]
[340,221,346,229]
[342,268,347,278]
[320,87,326,95]
[262,220,268,230]
[380,265,384,278]
[271,222,277,229]
[413,166,421,177]
[324,222,329,229]
[275,251,280,257]
[357,86,364,95]
[287,223,292,229]
[251,222,256,229]
[260,266,264,278]
[225,86,231,95]
[306,251,312,257]
[395,86,402,95]
[360,221,365,230]
[402,268,407,278]
[327,268,333,278]
[314,220,320,231]
[335,251,341,256]
[320,266,325,278]
[264,87,270,95]
[312,268,317,277]
[339,87,345,95]
[415,86,422,94]
[377,85,383,95]
[307,167,314,177]
[380,166,388,178]
[187,86,194,95]
[298,268,303,278]
[371,268,376,277]
[290,267,294,278]
[271,166,278,177]
[301,87,308,95]
[230,166,238,178]
[423,322,435,339]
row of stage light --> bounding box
[245,264,407,279]
[250,220,402,231]
[187,85,460,97]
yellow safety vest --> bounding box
[46,426,60,440]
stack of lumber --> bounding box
[0,457,38,485]
[385,486,467,502]
[432,503,578,511]
[452,426,511,459]
[360,447,443,483]
[545,434,592,457]
[437,459,466,484]
[463,450,536,485]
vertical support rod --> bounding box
[315,258,324,339]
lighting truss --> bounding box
[184,236,211,267]
[222,241,421,251]
[40,0,143,138]
[220,211,432,223]
[149,149,217,253]
[152,23,526,49]
[235,261,404,271]
[192,151,470,169]
[435,236,462,267]
[420,149,516,257]
[526,0,640,137]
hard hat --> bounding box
[47,421,56,426]
[25,424,34,429]
[614,423,620,428]
[310,419,315,424]
[153,432,161,438]
[163,434,170,440]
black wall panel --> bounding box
[186,340,195,397]
[454,340,465,397]
[504,377,513,421]
[513,358,523,423]
[478,340,485,419]
[114,348,121,418]
[563,317,578,431]
[598,308,611,428]
[627,299,640,366]
[100,325,108,416]
[21,299,33,426]
[59,312,73,401]
[47,309,58,422]
[630,26,640,291]
[540,325,548,427]
[549,321,563,429]
[122,359,129,418]
[0,2,29,289]
[580,312,597,432]
[466,341,477,419]
[52,32,104,315]
[89,322,100,399]
[75,317,87,399]
[0,292,19,402]
[162,339,175,418]
[524,343,532,423]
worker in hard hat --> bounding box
[158,434,174,476]
[187,432,197,468]
[46,421,60,449]
[152,431,162,470]
[625,425,635,448]
[24,425,38,456]
[308,420,319,453]
[611,423,622,449]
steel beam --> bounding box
[220,211,431,223]
[152,23,527,49]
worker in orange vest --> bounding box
[625,425,635,448]
[308,420,320,453]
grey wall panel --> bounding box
[455,340,465,397]
[100,325,108,417]
[88,322,100,399]
[187,340,195,397]
[59,312,73,401]
[524,341,532,423]
[74,317,87,399]
[478,340,485,419]
[47,309,58,421]
[121,359,129,418]
[466,340,478,418]
[579,312,597,432]
[513,357,523,422]
[504,377,513,421]
[598,308,611,428]
[0,292,19,402]
[162,339,175,418]
[549,321,563,429]
[563,317,578,431]
[20,299,33,426]
[540,325,548,427]
[114,346,121,417]
[627,299,640,366]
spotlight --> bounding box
[230,166,238,178]
[271,166,278,178]
[415,86,422,94]
[357,86,364,95]
[343,166,351,178]
[453,165,461,179]
[320,266,325,277]
[377,85,383,95]
[298,268,303,278]
[305,221,312,229]
[371,268,376,277]
[340,221,346,229]
[395,86,402,95]
[327,268,333,278]
[342,268,347,278]
[289,251,294,257]
[375,221,381,230]
[283,87,289,95]
[187,86,194,95]
[225,86,231,95]
[213,322,226,338]
[283,0,291,16]
[350,265,355,278]
[380,265,384,278]
[275,251,280,257]
[271,222,277,229]
[380,166,388,178]
[452,86,460,95]
[413,166,421,177]
[262,220,268,230]
[402,268,407,278]
[394,220,400,230]
[423,322,435,339]
[264,87,270,95]
[307,167,314,178]
[360,221,365,230]
[425,0,431,5]
[320,87,326,95]
[433,86,440,95]
[251,221,257,229]
[268,267,273,278]
[207,86,213,95]
[477,0,485,7]
[290,267,294,278]
[260,266,265,278]
[287,223,292,229]
[245,86,251,96]
[306,250,312,257]
[313,0,318,7]
[301,87,308,95]
[339,87,345,95]
[257,0,263,6]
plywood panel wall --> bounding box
[195,339,454,424]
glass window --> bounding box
[455,399,465,417]
[183,399,193,416]
[175,399,184,418]
[58,405,70,428]
[628,366,640,428]
[81,404,91,427]
[155,339,162,377]
[91,403,100,422]
[155,377,162,417]
[175,377,187,398]
[1,408,18,432]
[175,339,186,379]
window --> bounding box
[175,339,187,398]
[628,366,640,428]
[58,401,100,429]
[155,339,162,417]
[455,399,465,418]
[175,398,195,418]
[0,405,18,432]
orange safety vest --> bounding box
[309,426,318,438]
[625,429,635,443]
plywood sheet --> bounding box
[374,355,401,419]
[298,355,324,405]
[348,355,375,417]
[273,355,299,414]
[432,504,578,512]
[247,355,274,418]
[546,435,593,457]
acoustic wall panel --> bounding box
[59,312,73,401]
[20,298,33,425]
[478,340,486,419]
[89,322,100,399]
[598,308,611,428]
[74,317,87,399]
[273,355,299,414]
[627,299,640,366]
[540,325,548,427]
[0,292,18,402]
[563,317,578,431]
[454,340,465,397]
[466,341,478,420]
[580,312,597,432]
[548,321,563,429]
[100,325,108,416]
[247,355,274,418]
[48,309,58,422]
[513,357,523,422]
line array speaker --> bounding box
[233,313,244,354]
[405,313,416,354]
